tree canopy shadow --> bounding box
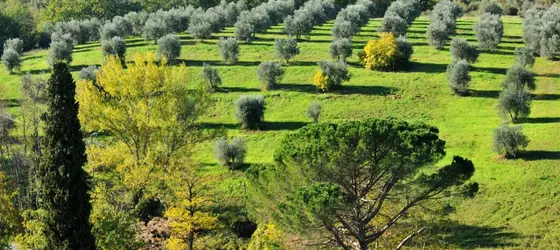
[281,83,397,96]
[522,117,560,124]
[264,121,308,131]
[409,61,448,73]
[177,59,261,67]
[472,66,507,75]
[469,89,500,98]
[428,221,522,249]
[533,93,560,101]
[219,87,261,93]
[0,99,22,108]
[199,122,238,130]
[519,150,560,161]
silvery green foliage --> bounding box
[379,12,408,36]
[235,11,255,42]
[522,5,547,53]
[79,65,100,83]
[306,101,322,123]
[450,37,479,63]
[201,63,222,91]
[474,13,503,51]
[124,12,149,35]
[493,123,529,158]
[235,95,266,130]
[380,0,421,36]
[318,60,351,87]
[81,18,101,41]
[426,0,464,49]
[217,37,239,64]
[53,20,85,44]
[332,19,355,40]
[214,137,247,169]
[332,2,370,40]
[396,35,414,67]
[112,16,134,38]
[427,20,450,49]
[143,17,170,42]
[329,38,352,61]
[101,36,126,63]
[4,38,23,54]
[257,61,284,90]
[235,0,297,42]
[502,65,536,91]
[188,9,214,40]
[101,22,120,41]
[275,38,300,63]
[537,5,560,59]
[1,48,21,74]
[519,0,534,17]
[284,10,314,40]
[499,85,531,123]
[480,0,503,16]
[514,47,535,68]
[446,60,471,95]
[157,34,181,63]
[47,39,73,66]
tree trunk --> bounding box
[188,232,194,250]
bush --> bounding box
[235,95,266,130]
[274,38,300,64]
[514,47,535,68]
[474,13,504,51]
[100,22,120,42]
[363,32,413,71]
[329,38,353,61]
[157,34,181,63]
[1,48,20,74]
[502,65,536,91]
[4,38,23,54]
[450,37,480,63]
[101,37,126,64]
[217,37,239,64]
[312,60,351,92]
[426,19,450,49]
[201,63,222,91]
[214,137,247,170]
[257,61,284,90]
[79,65,100,83]
[306,101,322,123]
[143,18,169,43]
[499,86,531,123]
[447,60,471,95]
[47,40,73,67]
[480,1,503,15]
[492,123,529,158]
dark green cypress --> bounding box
[37,63,96,250]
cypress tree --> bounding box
[37,63,96,250]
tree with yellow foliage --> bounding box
[362,32,413,71]
[0,171,20,248]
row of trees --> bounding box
[426,0,464,49]
[284,0,337,40]
[235,0,297,42]
[523,4,560,59]
[379,0,422,37]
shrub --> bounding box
[143,18,169,43]
[480,1,503,15]
[474,13,504,51]
[188,22,213,41]
[79,66,100,83]
[426,19,450,49]
[274,38,300,64]
[1,48,21,74]
[217,37,239,64]
[502,65,536,91]
[450,37,480,63]
[499,86,531,123]
[447,60,471,95]
[514,47,535,68]
[235,95,266,130]
[101,37,126,64]
[312,61,351,92]
[4,38,23,54]
[157,34,181,63]
[47,40,73,67]
[214,137,247,170]
[201,63,222,91]
[363,32,412,71]
[100,22,120,41]
[492,123,529,158]
[257,61,284,90]
[329,38,353,61]
[306,101,322,123]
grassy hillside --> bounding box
[1,15,559,248]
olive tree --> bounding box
[188,22,213,41]
[447,60,471,96]
[499,86,531,123]
[493,123,529,158]
[200,63,222,92]
[124,12,149,36]
[426,19,450,49]
[480,0,503,15]
[379,12,408,37]
[1,49,20,75]
[215,137,247,170]
[313,60,351,91]
[514,47,535,68]
[502,65,536,91]
[235,95,266,130]
[47,40,73,67]
[329,38,353,61]
[450,37,479,63]
[217,37,239,64]
[101,36,126,64]
[112,16,134,38]
[332,19,355,40]
[143,18,170,43]
[235,11,255,42]
[79,66,100,83]
[474,13,503,51]
[157,34,181,63]
[274,38,300,64]
[306,101,322,123]
[4,38,23,54]
[100,22,120,42]
[257,61,284,90]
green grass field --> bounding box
[1,15,559,248]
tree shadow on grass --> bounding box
[199,122,238,130]
[177,59,261,67]
[522,117,560,124]
[428,221,522,249]
[469,89,500,98]
[409,61,448,73]
[21,64,92,75]
[533,93,560,101]
[472,66,507,75]
[218,87,261,93]
[281,83,397,96]
[264,121,308,131]
[0,99,22,108]
[519,150,560,161]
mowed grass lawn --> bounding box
[1,15,559,248]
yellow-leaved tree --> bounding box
[363,32,400,71]
[76,53,215,249]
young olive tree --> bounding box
[235,95,266,130]
[474,13,504,51]
[493,123,529,158]
[143,18,170,43]
[79,66,100,83]
[200,63,222,92]
[1,49,21,75]
[217,37,239,64]
[188,22,213,41]
[47,40,73,67]
[426,19,450,49]
[257,61,284,90]
[101,36,126,64]
[329,39,352,62]
[284,11,314,40]
[502,65,536,91]
[235,11,255,42]
[100,22,120,41]
[306,101,322,123]
[4,38,24,54]
[514,47,535,68]
[274,38,300,64]
[215,137,247,170]
[157,34,181,64]
[332,19,355,40]
[447,60,471,96]
[450,37,479,63]
[480,0,503,15]
[499,86,531,123]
